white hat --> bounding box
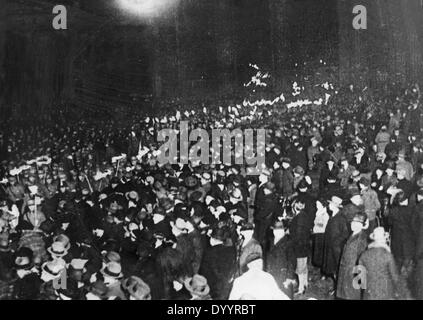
[328,196,343,208]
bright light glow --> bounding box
[116,0,177,18]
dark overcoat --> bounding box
[322,211,350,276]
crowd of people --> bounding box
[1,75,423,300]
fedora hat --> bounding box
[88,280,109,300]
[42,259,66,277]
[70,257,88,271]
[48,241,69,258]
[103,251,121,264]
[328,196,343,208]
[351,170,361,178]
[201,172,211,182]
[352,212,367,225]
[14,247,34,270]
[293,165,305,176]
[101,261,123,279]
[184,274,210,298]
[122,276,151,300]
[245,251,262,265]
[230,188,243,201]
[53,234,71,251]
[125,191,139,202]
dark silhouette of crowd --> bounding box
[1,77,423,300]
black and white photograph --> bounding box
[1,0,423,304]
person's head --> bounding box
[27,199,36,212]
[351,212,368,234]
[258,169,270,184]
[328,196,343,212]
[152,208,166,224]
[170,218,190,237]
[396,168,406,180]
[358,177,370,191]
[395,190,408,206]
[370,227,389,244]
[271,220,286,240]
[281,158,291,169]
[350,191,363,206]
[375,167,384,176]
[229,188,242,205]
[246,253,263,270]
[122,276,151,300]
[8,176,17,185]
[292,200,305,214]
[239,223,254,240]
[293,166,305,178]
[209,227,229,246]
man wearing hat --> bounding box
[150,207,173,241]
[322,195,349,291]
[396,168,414,201]
[289,140,308,173]
[359,176,381,232]
[85,280,109,300]
[295,178,317,228]
[319,156,339,191]
[319,171,344,201]
[98,261,125,299]
[273,157,294,197]
[237,222,262,276]
[226,188,248,222]
[121,276,151,300]
[47,241,70,261]
[184,274,211,300]
[351,147,370,174]
[289,199,312,295]
[375,125,391,153]
[199,227,236,300]
[338,157,356,189]
[388,191,416,275]
[396,150,414,181]
[229,251,290,300]
[172,216,203,275]
[307,136,321,171]
[265,220,295,299]
[358,227,402,300]
[253,182,279,250]
[336,212,369,300]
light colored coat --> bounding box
[229,268,290,300]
